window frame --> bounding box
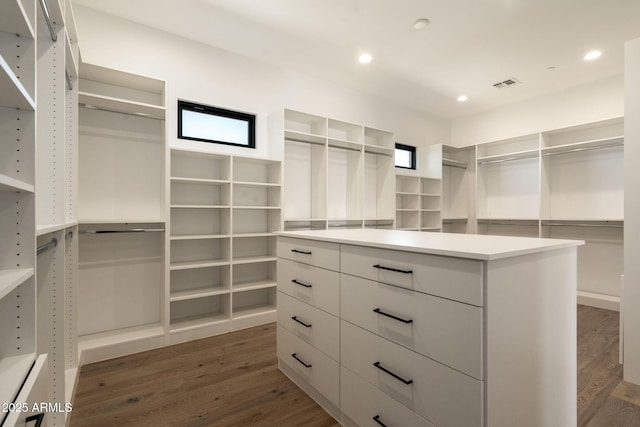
[395,143,417,170]
[177,100,256,149]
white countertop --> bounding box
[276,229,584,261]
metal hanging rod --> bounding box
[478,220,539,226]
[65,70,74,91]
[80,228,165,234]
[37,237,58,255]
[442,159,468,169]
[79,103,164,121]
[65,230,73,240]
[38,0,57,42]
[542,222,623,228]
[542,142,623,156]
[477,154,538,165]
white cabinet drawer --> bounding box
[277,325,339,407]
[2,355,49,427]
[341,367,436,427]
[341,244,483,306]
[341,321,483,427]
[277,291,339,361]
[277,237,340,271]
[277,258,340,316]
[341,273,483,379]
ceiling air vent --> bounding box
[493,78,521,88]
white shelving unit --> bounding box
[1,0,80,425]
[76,64,167,364]
[476,134,540,237]
[442,145,475,234]
[540,118,624,308]
[395,175,420,230]
[275,109,395,231]
[168,149,281,343]
[0,0,37,423]
[433,118,624,309]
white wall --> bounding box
[624,37,640,385]
[73,6,449,165]
[451,75,624,146]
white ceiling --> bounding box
[72,0,640,119]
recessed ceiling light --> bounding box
[457,95,468,102]
[413,18,430,30]
[358,53,373,64]
[584,50,602,61]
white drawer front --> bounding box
[277,291,339,361]
[277,325,339,407]
[341,273,484,379]
[341,321,483,427]
[341,367,436,427]
[277,258,340,315]
[277,237,340,271]
[341,244,483,306]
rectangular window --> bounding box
[178,100,256,148]
[395,143,416,169]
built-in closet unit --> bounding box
[433,117,623,309]
[273,109,395,231]
[76,63,166,364]
[441,145,475,234]
[395,174,443,232]
[168,149,281,343]
[1,0,79,425]
[539,118,623,308]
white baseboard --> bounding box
[577,290,620,311]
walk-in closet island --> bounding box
[276,228,582,427]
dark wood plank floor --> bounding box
[71,305,640,426]
[578,305,640,426]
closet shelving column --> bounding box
[34,0,80,423]
[0,0,38,421]
[168,150,282,341]
[442,145,475,234]
[63,0,79,410]
[281,109,328,231]
[363,127,395,229]
[420,177,442,231]
[231,156,281,329]
[395,174,420,230]
[279,109,395,231]
[77,63,166,364]
[476,134,540,237]
[169,149,232,341]
[540,117,624,308]
[327,118,364,229]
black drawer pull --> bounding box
[373,361,413,385]
[373,415,387,427]
[373,264,413,274]
[291,249,312,255]
[292,279,312,288]
[291,316,312,328]
[26,414,45,427]
[291,353,312,368]
[373,308,413,324]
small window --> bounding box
[178,100,256,148]
[395,143,416,169]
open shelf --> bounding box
[0,0,35,39]
[79,92,165,120]
[0,268,34,300]
[170,287,229,302]
[541,135,623,156]
[78,323,165,352]
[285,129,326,145]
[0,55,36,110]
[0,173,34,193]
[170,295,230,332]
